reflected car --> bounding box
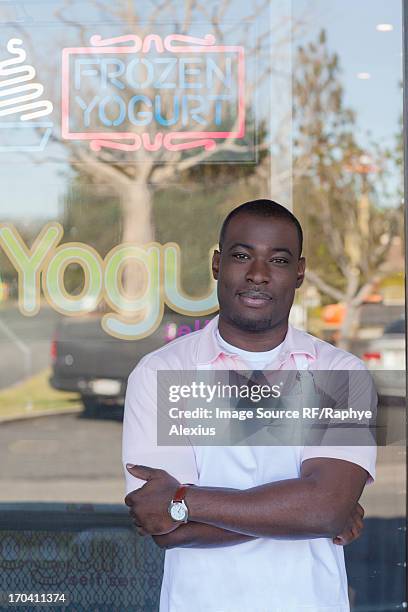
[362,319,405,401]
[49,311,212,417]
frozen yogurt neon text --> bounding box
[0,223,218,340]
[61,34,245,152]
[74,56,234,128]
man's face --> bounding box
[212,213,305,332]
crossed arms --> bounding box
[125,457,367,549]
[123,361,370,549]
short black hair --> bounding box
[218,199,303,258]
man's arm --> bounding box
[151,523,255,549]
[183,457,367,538]
[126,457,367,539]
[150,501,364,549]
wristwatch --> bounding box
[168,484,192,523]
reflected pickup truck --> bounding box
[49,311,211,416]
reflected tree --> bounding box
[293,30,402,349]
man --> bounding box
[123,199,376,612]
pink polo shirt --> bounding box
[122,315,376,612]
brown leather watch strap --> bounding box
[173,484,193,502]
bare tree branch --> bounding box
[351,270,387,307]
[305,269,344,303]
[74,148,132,187]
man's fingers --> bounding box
[124,493,134,507]
[134,522,149,536]
[337,522,362,545]
[128,510,148,535]
[334,511,364,546]
[336,529,354,546]
[350,510,363,527]
[126,463,158,480]
[133,520,149,536]
[124,491,140,507]
[137,527,148,536]
[351,505,364,532]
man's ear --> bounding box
[212,249,220,280]
[296,257,306,288]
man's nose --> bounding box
[245,259,269,284]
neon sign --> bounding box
[0,223,218,340]
[0,38,53,152]
[61,34,245,152]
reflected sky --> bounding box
[297,0,402,151]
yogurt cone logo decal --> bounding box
[0,38,53,152]
[61,33,245,153]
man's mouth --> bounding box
[237,290,272,307]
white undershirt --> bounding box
[216,329,283,370]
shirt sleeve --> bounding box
[122,357,199,495]
[301,445,376,484]
[301,366,377,484]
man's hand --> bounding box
[125,464,181,536]
[333,502,364,546]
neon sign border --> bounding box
[61,34,245,152]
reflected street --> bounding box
[0,412,404,517]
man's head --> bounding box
[212,199,305,334]
[218,199,303,257]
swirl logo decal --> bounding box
[0,38,53,152]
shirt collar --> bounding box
[196,314,317,367]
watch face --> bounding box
[170,502,187,521]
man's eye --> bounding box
[232,253,249,260]
[270,258,289,264]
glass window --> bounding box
[0,1,405,609]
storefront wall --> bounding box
[0,1,405,609]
